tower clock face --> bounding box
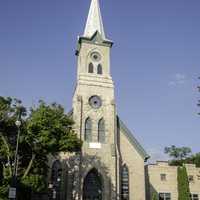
[89,96,102,109]
[90,52,101,62]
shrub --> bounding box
[177,166,190,200]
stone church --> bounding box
[48,1,200,200]
[49,0,149,200]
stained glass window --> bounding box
[121,164,129,200]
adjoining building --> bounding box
[146,162,200,200]
[48,1,200,200]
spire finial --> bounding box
[84,0,106,39]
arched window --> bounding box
[97,64,103,75]
[85,117,92,141]
[51,160,62,200]
[88,63,94,73]
[121,164,129,200]
[98,118,105,143]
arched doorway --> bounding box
[83,168,103,200]
[51,160,62,200]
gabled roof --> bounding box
[84,0,106,40]
[118,117,150,161]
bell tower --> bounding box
[73,0,114,144]
[75,0,113,82]
[72,0,118,199]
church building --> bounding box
[69,0,149,199]
[49,0,149,200]
[48,1,200,200]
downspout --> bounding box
[114,102,120,200]
[78,96,83,200]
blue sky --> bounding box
[0,0,199,161]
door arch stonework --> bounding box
[83,168,103,200]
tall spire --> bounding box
[84,0,106,40]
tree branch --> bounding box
[23,153,36,178]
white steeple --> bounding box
[84,0,106,40]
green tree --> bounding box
[177,166,190,200]
[164,145,200,167]
[185,153,200,167]
[152,192,158,200]
[0,97,82,199]
[164,145,192,160]
[0,97,26,199]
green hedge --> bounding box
[177,166,190,200]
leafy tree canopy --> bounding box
[0,97,81,199]
[164,145,192,160]
[164,145,200,167]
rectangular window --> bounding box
[159,193,171,200]
[190,194,199,200]
[160,174,167,181]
